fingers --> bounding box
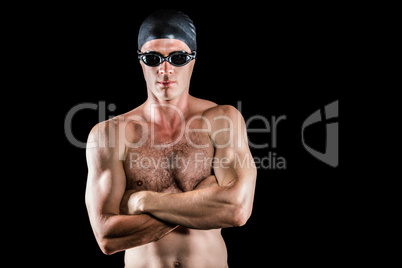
[120,190,137,214]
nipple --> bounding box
[136,180,143,186]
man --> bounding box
[85,10,256,268]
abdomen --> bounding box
[125,227,227,267]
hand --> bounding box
[120,190,153,215]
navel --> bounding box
[136,180,143,186]
[174,261,181,267]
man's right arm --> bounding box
[85,120,177,255]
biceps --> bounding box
[213,147,255,186]
[85,165,126,217]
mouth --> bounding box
[157,81,174,87]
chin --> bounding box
[153,86,186,101]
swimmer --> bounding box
[85,10,257,268]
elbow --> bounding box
[228,187,253,227]
[231,204,251,227]
[99,238,114,255]
[93,226,119,255]
[97,231,144,255]
[227,191,253,227]
[98,237,118,255]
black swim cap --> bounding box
[138,10,197,51]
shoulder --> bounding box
[188,96,218,114]
[87,116,124,147]
[202,105,245,145]
[86,111,145,158]
[203,104,243,122]
[87,104,147,145]
[86,117,125,163]
[189,96,241,118]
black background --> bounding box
[42,3,355,267]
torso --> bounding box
[120,98,228,268]
[123,126,213,194]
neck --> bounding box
[144,92,191,130]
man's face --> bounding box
[140,39,195,101]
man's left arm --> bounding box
[125,105,257,229]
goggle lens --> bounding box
[142,54,161,66]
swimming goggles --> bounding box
[137,50,197,67]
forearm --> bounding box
[141,185,244,229]
[93,213,177,255]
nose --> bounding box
[158,61,174,75]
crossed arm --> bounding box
[121,106,256,229]
[85,121,179,255]
[85,105,257,254]
[124,148,256,229]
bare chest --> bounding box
[123,131,214,193]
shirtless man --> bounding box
[85,10,257,267]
